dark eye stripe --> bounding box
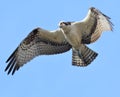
[63,22,71,25]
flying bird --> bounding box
[5,7,113,75]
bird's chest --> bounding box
[63,30,82,49]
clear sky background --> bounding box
[0,0,119,97]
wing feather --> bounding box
[75,7,113,44]
[5,28,71,75]
[90,7,113,43]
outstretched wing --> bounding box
[74,7,113,44]
[5,28,71,75]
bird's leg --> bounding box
[77,45,84,60]
[78,49,83,59]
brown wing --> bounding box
[75,7,113,44]
[5,28,71,75]
[90,7,113,43]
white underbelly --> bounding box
[63,32,81,49]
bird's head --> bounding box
[59,21,72,28]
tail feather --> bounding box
[72,45,98,66]
[72,50,85,66]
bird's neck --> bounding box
[60,27,71,35]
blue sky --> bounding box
[0,0,119,97]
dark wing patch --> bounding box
[5,28,71,75]
[81,7,113,44]
[81,17,97,44]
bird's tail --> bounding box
[72,45,98,66]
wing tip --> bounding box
[5,48,18,75]
[5,64,19,75]
[92,7,114,32]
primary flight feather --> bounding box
[5,7,113,75]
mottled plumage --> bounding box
[5,7,113,75]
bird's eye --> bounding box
[60,22,63,25]
[60,22,65,25]
[61,22,64,24]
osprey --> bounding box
[5,7,113,75]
